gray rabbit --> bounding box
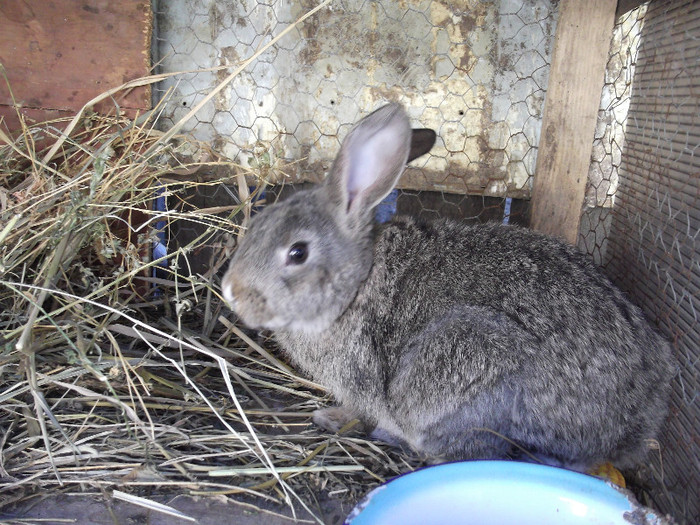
[222,103,674,470]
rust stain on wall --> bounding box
[157,0,558,198]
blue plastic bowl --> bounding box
[345,461,667,525]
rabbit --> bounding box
[221,103,675,470]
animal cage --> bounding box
[0,0,696,523]
[153,0,698,520]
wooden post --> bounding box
[530,0,617,244]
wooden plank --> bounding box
[530,0,617,243]
[0,0,152,133]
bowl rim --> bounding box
[344,460,668,525]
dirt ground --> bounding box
[2,492,355,525]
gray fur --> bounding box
[221,104,675,470]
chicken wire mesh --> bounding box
[154,0,557,206]
[152,0,697,522]
[578,5,648,268]
[579,1,700,522]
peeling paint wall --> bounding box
[155,0,558,198]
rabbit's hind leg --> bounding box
[386,304,536,461]
[416,392,521,463]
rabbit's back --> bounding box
[350,216,674,466]
[372,217,647,339]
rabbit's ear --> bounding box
[408,129,436,163]
[324,103,412,225]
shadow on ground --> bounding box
[3,493,354,525]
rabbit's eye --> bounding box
[287,242,309,265]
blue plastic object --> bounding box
[345,461,669,525]
[375,189,399,223]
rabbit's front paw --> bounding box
[312,406,362,434]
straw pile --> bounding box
[0,81,417,525]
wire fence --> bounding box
[579,2,699,521]
[154,0,557,201]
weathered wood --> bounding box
[530,0,617,243]
[0,0,152,134]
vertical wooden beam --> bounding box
[530,0,617,243]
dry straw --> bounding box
[0,1,419,522]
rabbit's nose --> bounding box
[222,284,237,309]
[220,271,238,309]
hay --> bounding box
[0,105,417,520]
[0,5,419,521]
